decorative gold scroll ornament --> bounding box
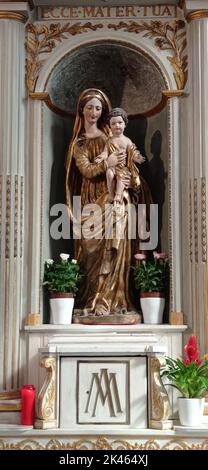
[108,20,187,90]
[26,19,187,94]
[26,22,103,93]
[0,437,208,450]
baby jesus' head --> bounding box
[107,108,128,137]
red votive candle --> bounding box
[21,384,36,425]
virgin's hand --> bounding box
[107,151,126,168]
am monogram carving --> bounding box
[78,361,129,424]
[85,368,123,418]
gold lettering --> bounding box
[42,8,50,19]
[61,7,69,18]
[70,7,79,18]
[106,6,111,17]
[143,6,148,17]
[94,7,104,18]
[125,6,137,17]
[116,7,124,17]
[152,6,161,16]
[83,6,95,18]
[161,6,172,17]
[51,7,60,19]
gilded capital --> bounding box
[0,12,27,23]
[186,10,208,22]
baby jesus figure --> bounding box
[95,107,145,204]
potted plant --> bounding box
[133,252,169,324]
[43,253,82,324]
[161,335,208,426]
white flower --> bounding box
[60,253,70,261]
[71,259,77,264]
[46,259,54,265]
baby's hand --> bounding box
[95,151,106,163]
[95,155,104,163]
[133,151,145,164]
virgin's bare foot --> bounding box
[94,306,109,316]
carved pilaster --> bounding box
[148,356,172,430]
[0,12,26,389]
[186,1,208,354]
[35,357,58,429]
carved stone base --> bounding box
[73,312,142,325]
[149,419,173,430]
[170,311,184,325]
[35,419,58,429]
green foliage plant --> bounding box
[161,335,208,398]
[133,253,169,293]
[43,253,82,294]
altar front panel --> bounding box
[60,356,147,429]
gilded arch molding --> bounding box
[26,19,188,95]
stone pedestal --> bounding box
[24,324,187,431]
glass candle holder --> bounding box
[21,384,36,425]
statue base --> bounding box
[73,311,142,325]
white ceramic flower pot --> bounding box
[49,293,74,325]
[140,293,165,324]
[178,397,205,426]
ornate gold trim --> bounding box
[6,176,11,259]
[186,11,208,23]
[14,176,18,258]
[26,19,187,93]
[201,177,207,263]
[0,12,26,23]
[162,90,184,98]
[148,357,172,430]
[3,259,9,388]
[0,390,20,400]
[201,178,208,351]
[108,20,188,90]
[0,437,208,450]
[0,175,2,256]
[189,179,194,329]
[194,178,198,263]
[194,178,200,339]
[29,92,69,117]
[169,311,184,325]
[35,357,58,429]
[26,313,41,326]
[26,22,103,93]
[20,177,23,258]
[189,179,193,261]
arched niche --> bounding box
[39,40,169,321]
[27,35,182,323]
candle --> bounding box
[21,384,36,426]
